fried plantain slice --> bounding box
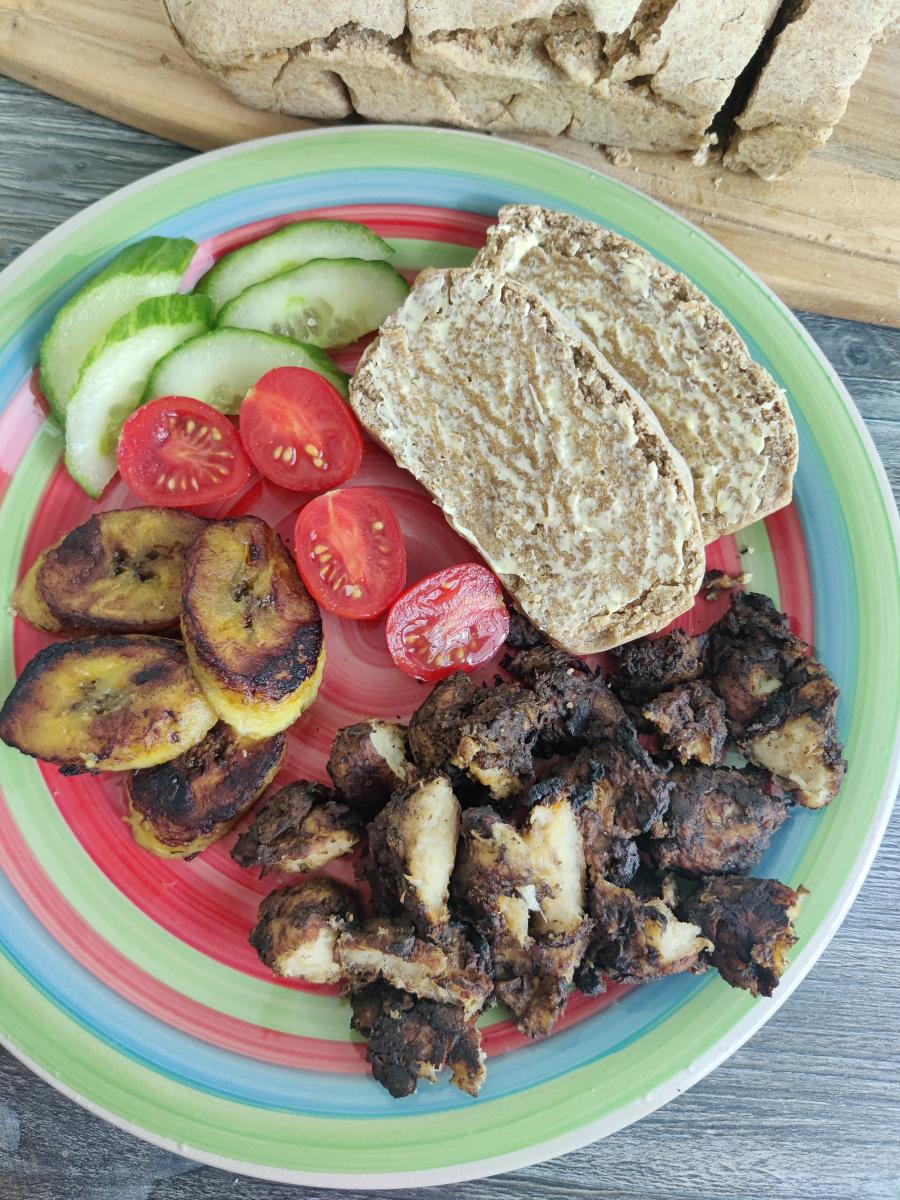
[126,722,285,858]
[17,509,205,635]
[12,550,64,633]
[0,635,217,772]
[181,517,325,737]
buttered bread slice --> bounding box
[350,267,704,654]
[474,205,798,541]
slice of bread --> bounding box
[474,205,798,541]
[349,267,705,654]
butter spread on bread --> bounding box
[349,267,704,654]
[475,205,798,540]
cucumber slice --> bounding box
[40,236,196,423]
[217,258,410,349]
[64,294,212,499]
[197,220,394,315]
[143,327,349,414]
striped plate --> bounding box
[0,127,897,1188]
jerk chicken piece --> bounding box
[249,878,360,983]
[503,611,626,752]
[327,719,413,818]
[649,765,790,875]
[336,919,492,1019]
[576,878,711,991]
[553,727,674,840]
[608,629,708,704]
[451,800,591,1038]
[450,682,542,801]
[232,781,361,874]
[365,777,460,934]
[349,980,486,1098]
[741,657,846,809]
[407,672,478,777]
[642,682,728,766]
[682,875,806,996]
[707,591,806,735]
[709,592,846,807]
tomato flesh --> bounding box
[293,487,407,620]
[117,395,252,507]
[386,563,510,681]
[239,366,363,492]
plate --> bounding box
[0,127,898,1188]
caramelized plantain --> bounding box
[0,636,216,772]
[126,722,285,857]
[12,550,63,633]
[15,509,204,635]
[181,517,325,737]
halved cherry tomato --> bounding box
[239,367,363,492]
[293,487,407,620]
[118,395,252,507]
[385,563,510,681]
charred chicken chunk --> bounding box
[609,629,707,703]
[249,879,360,984]
[642,682,728,766]
[451,806,537,944]
[349,981,486,1098]
[741,657,846,809]
[365,777,460,934]
[492,922,593,1038]
[682,875,806,996]
[578,878,711,987]
[336,919,492,1019]
[451,800,590,1038]
[503,612,626,751]
[708,591,806,735]
[522,792,587,937]
[407,672,478,776]
[232,781,361,874]
[650,765,790,875]
[327,719,412,818]
[558,728,673,840]
[451,682,541,801]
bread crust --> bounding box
[349,267,704,653]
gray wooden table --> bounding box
[0,75,897,1200]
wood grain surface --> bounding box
[0,0,899,326]
[0,76,898,1200]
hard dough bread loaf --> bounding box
[164,1,782,157]
[164,0,898,176]
[725,0,900,179]
[349,267,705,653]
[474,205,798,541]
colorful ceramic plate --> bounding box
[0,128,897,1188]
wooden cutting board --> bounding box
[2,0,898,326]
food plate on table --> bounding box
[0,126,897,1188]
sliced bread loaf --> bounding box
[473,205,798,541]
[724,0,900,179]
[349,267,705,653]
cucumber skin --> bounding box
[64,294,212,499]
[196,219,394,314]
[216,258,410,349]
[40,236,196,422]
[142,327,350,412]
